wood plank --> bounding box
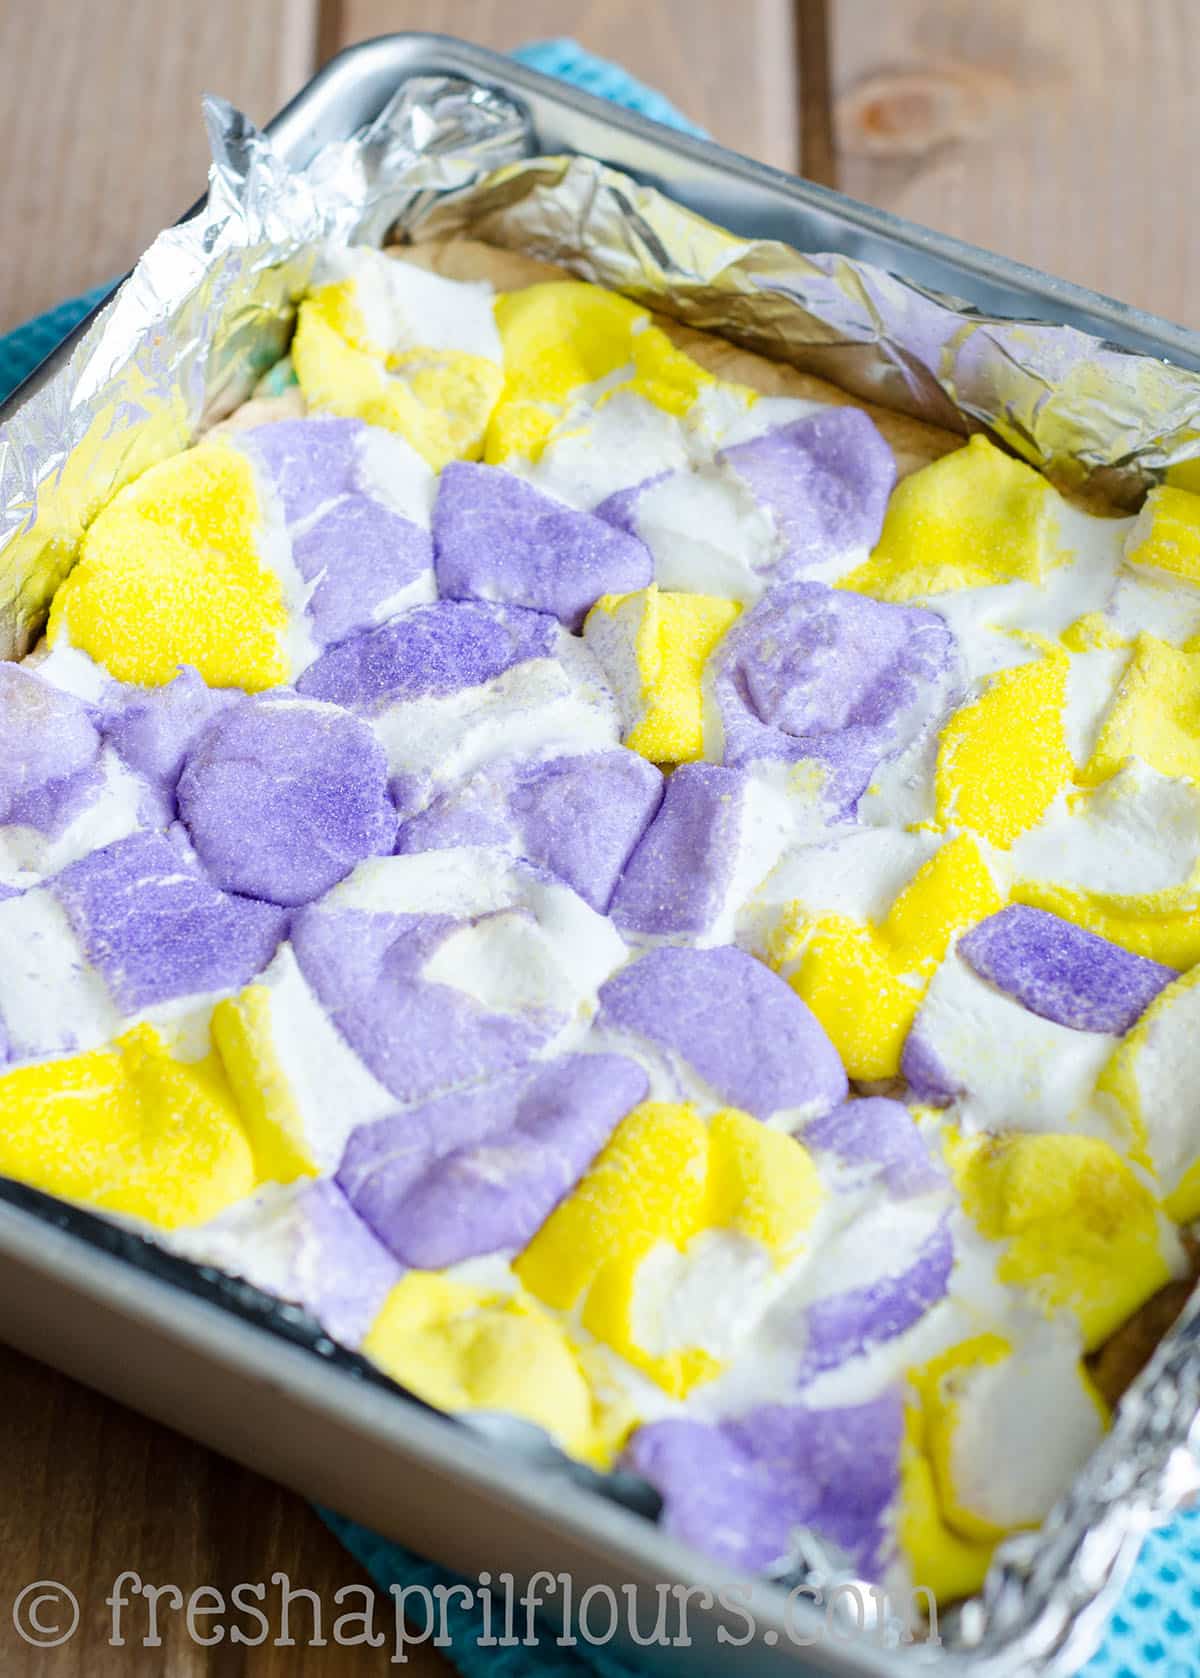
[0,0,318,333]
[330,0,799,169]
[0,1343,451,1676]
[830,0,1200,330]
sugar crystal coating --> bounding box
[711,580,957,814]
[958,904,1177,1035]
[433,461,652,629]
[719,406,896,573]
[0,665,102,834]
[338,1053,649,1268]
[177,697,396,906]
[53,831,286,1012]
[598,945,847,1119]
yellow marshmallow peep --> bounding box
[1125,483,1200,586]
[486,281,733,464]
[1095,965,1200,1221]
[47,441,290,690]
[515,1102,824,1397]
[935,651,1074,848]
[583,584,741,763]
[363,1273,633,1468]
[947,1130,1176,1351]
[781,836,1003,1081]
[898,1333,1108,1601]
[292,248,504,468]
[839,434,1056,602]
[0,1024,259,1230]
[1080,633,1200,787]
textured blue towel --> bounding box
[3,36,1198,1678]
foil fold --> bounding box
[1,68,1198,1677]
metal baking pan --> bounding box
[3,34,1200,1678]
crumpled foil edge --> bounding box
[1,69,1198,1677]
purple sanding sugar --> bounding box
[803,1097,947,1198]
[505,751,663,911]
[719,407,896,574]
[592,471,671,537]
[795,1220,954,1382]
[958,903,1178,1035]
[52,830,286,1012]
[711,580,956,815]
[337,1053,649,1268]
[434,462,652,631]
[598,945,847,1119]
[397,750,663,913]
[292,495,434,649]
[623,1393,904,1578]
[290,904,559,1105]
[296,600,558,709]
[103,666,240,810]
[899,1026,963,1108]
[610,762,744,936]
[290,1178,405,1347]
[176,697,395,907]
[0,664,103,836]
[240,416,363,524]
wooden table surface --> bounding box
[1,1,1197,1671]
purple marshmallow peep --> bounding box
[397,750,663,912]
[242,416,362,523]
[719,407,896,574]
[958,904,1177,1035]
[711,581,956,815]
[624,1393,904,1577]
[52,830,286,1013]
[795,1220,954,1382]
[241,417,435,649]
[803,1097,947,1198]
[593,472,670,538]
[434,462,652,631]
[598,945,847,1119]
[0,665,103,836]
[285,1179,404,1347]
[177,697,396,907]
[899,1028,962,1108]
[290,904,560,1107]
[338,1053,649,1268]
[297,599,558,710]
[104,666,240,812]
[610,762,746,937]
[293,495,434,650]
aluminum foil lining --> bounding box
[1,69,1199,1678]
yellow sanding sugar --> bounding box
[935,653,1074,847]
[363,1273,632,1468]
[587,585,741,762]
[1081,633,1200,787]
[292,281,502,468]
[515,1102,823,1397]
[947,1130,1174,1351]
[1125,483,1200,585]
[487,282,724,464]
[839,434,1055,602]
[0,1024,258,1231]
[790,836,1004,1079]
[210,986,318,1186]
[47,442,290,690]
[897,1383,997,1605]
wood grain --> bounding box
[830,0,1200,329]
[0,0,317,333]
[0,1342,448,1676]
[328,0,799,169]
